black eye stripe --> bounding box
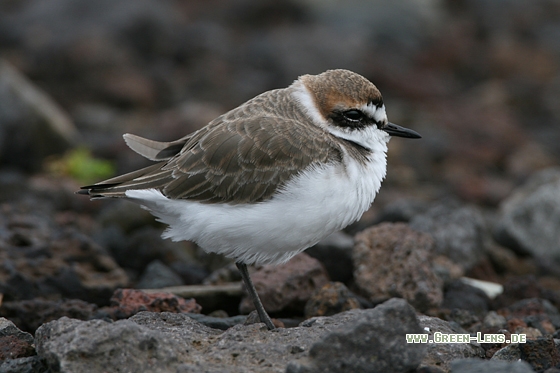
[329,109,375,129]
[343,110,363,121]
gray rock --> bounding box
[450,358,535,373]
[377,198,429,223]
[0,317,34,344]
[136,259,184,289]
[34,299,426,373]
[491,344,521,362]
[36,317,186,373]
[185,313,246,331]
[418,315,485,372]
[483,311,507,331]
[494,168,560,260]
[410,201,487,270]
[287,298,426,373]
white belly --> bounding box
[125,155,386,265]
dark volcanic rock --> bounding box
[0,356,48,373]
[442,280,491,316]
[450,358,535,373]
[0,298,98,334]
[409,201,487,271]
[287,298,426,373]
[497,298,560,336]
[353,223,443,312]
[136,259,184,289]
[0,202,128,305]
[519,336,560,372]
[494,168,560,260]
[239,253,329,315]
[418,315,485,372]
[305,231,354,283]
[304,282,361,318]
[0,318,35,360]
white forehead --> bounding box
[360,103,387,124]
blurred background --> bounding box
[0,0,559,330]
[2,0,560,202]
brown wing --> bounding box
[81,116,341,204]
[161,115,340,203]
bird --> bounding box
[78,69,421,330]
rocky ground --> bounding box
[1,0,560,372]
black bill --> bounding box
[382,122,422,139]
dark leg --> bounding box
[236,262,275,330]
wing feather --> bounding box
[81,89,343,204]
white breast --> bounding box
[125,149,387,265]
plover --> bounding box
[79,69,421,330]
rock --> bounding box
[0,59,79,172]
[353,222,443,312]
[431,255,465,285]
[35,315,213,373]
[376,198,429,223]
[450,358,535,373]
[0,202,128,305]
[483,311,508,331]
[494,168,560,260]
[287,298,426,373]
[136,260,184,289]
[239,253,329,315]
[0,318,35,360]
[102,222,195,274]
[0,298,98,333]
[497,298,560,336]
[445,309,480,332]
[442,280,491,317]
[409,201,487,271]
[418,315,485,372]
[0,356,48,373]
[304,282,361,318]
[168,261,209,286]
[487,244,537,276]
[34,299,424,373]
[491,344,521,362]
[203,263,242,285]
[493,276,542,309]
[519,337,560,372]
[184,313,246,331]
[305,231,354,283]
[100,288,201,320]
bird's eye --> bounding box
[343,110,363,121]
